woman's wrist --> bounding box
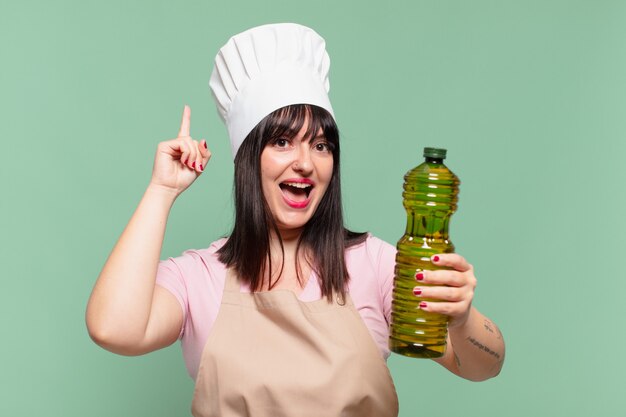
[146,182,180,204]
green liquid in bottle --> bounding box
[389,147,460,359]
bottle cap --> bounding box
[423,147,447,159]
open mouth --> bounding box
[279,181,313,205]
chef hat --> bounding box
[209,23,335,158]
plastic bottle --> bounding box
[389,147,460,358]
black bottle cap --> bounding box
[423,147,447,159]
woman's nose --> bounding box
[292,146,313,174]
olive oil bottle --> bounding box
[389,147,460,358]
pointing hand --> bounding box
[149,105,212,196]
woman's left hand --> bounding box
[413,254,477,329]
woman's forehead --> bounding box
[293,124,325,140]
[276,118,324,141]
[262,104,335,145]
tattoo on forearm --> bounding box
[483,320,494,334]
[483,319,503,340]
[466,336,501,360]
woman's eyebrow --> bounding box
[301,134,326,144]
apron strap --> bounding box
[224,268,240,292]
[223,267,347,306]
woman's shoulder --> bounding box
[177,237,228,261]
[159,237,229,280]
[346,233,396,257]
[345,233,396,272]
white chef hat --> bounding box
[209,23,335,158]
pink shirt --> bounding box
[156,234,396,380]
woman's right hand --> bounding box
[149,105,212,196]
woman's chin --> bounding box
[274,213,312,235]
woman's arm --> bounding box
[412,254,505,381]
[433,307,505,381]
[85,106,211,355]
[86,185,182,355]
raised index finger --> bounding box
[178,105,191,138]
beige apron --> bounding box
[191,269,399,417]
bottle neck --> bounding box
[425,157,444,164]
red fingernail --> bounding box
[415,272,424,281]
[419,302,428,309]
[199,164,204,171]
[413,288,422,296]
[432,255,440,262]
[192,161,196,168]
[203,140,207,149]
[183,159,187,165]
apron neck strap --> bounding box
[223,267,346,306]
[224,268,241,292]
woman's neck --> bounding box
[269,227,302,255]
[265,228,311,292]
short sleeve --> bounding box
[366,237,397,325]
[156,257,189,340]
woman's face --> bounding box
[260,120,334,235]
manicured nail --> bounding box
[192,161,196,169]
[199,163,204,171]
[183,159,188,165]
[203,140,207,149]
[432,255,440,262]
[415,272,424,281]
[413,288,422,296]
[419,302,428,309]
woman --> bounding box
[86,23,505,416]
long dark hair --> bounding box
[217,104,366,301]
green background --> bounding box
[1,0,624,415]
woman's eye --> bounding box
[274,138,289,147]
[314,142,331,152]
